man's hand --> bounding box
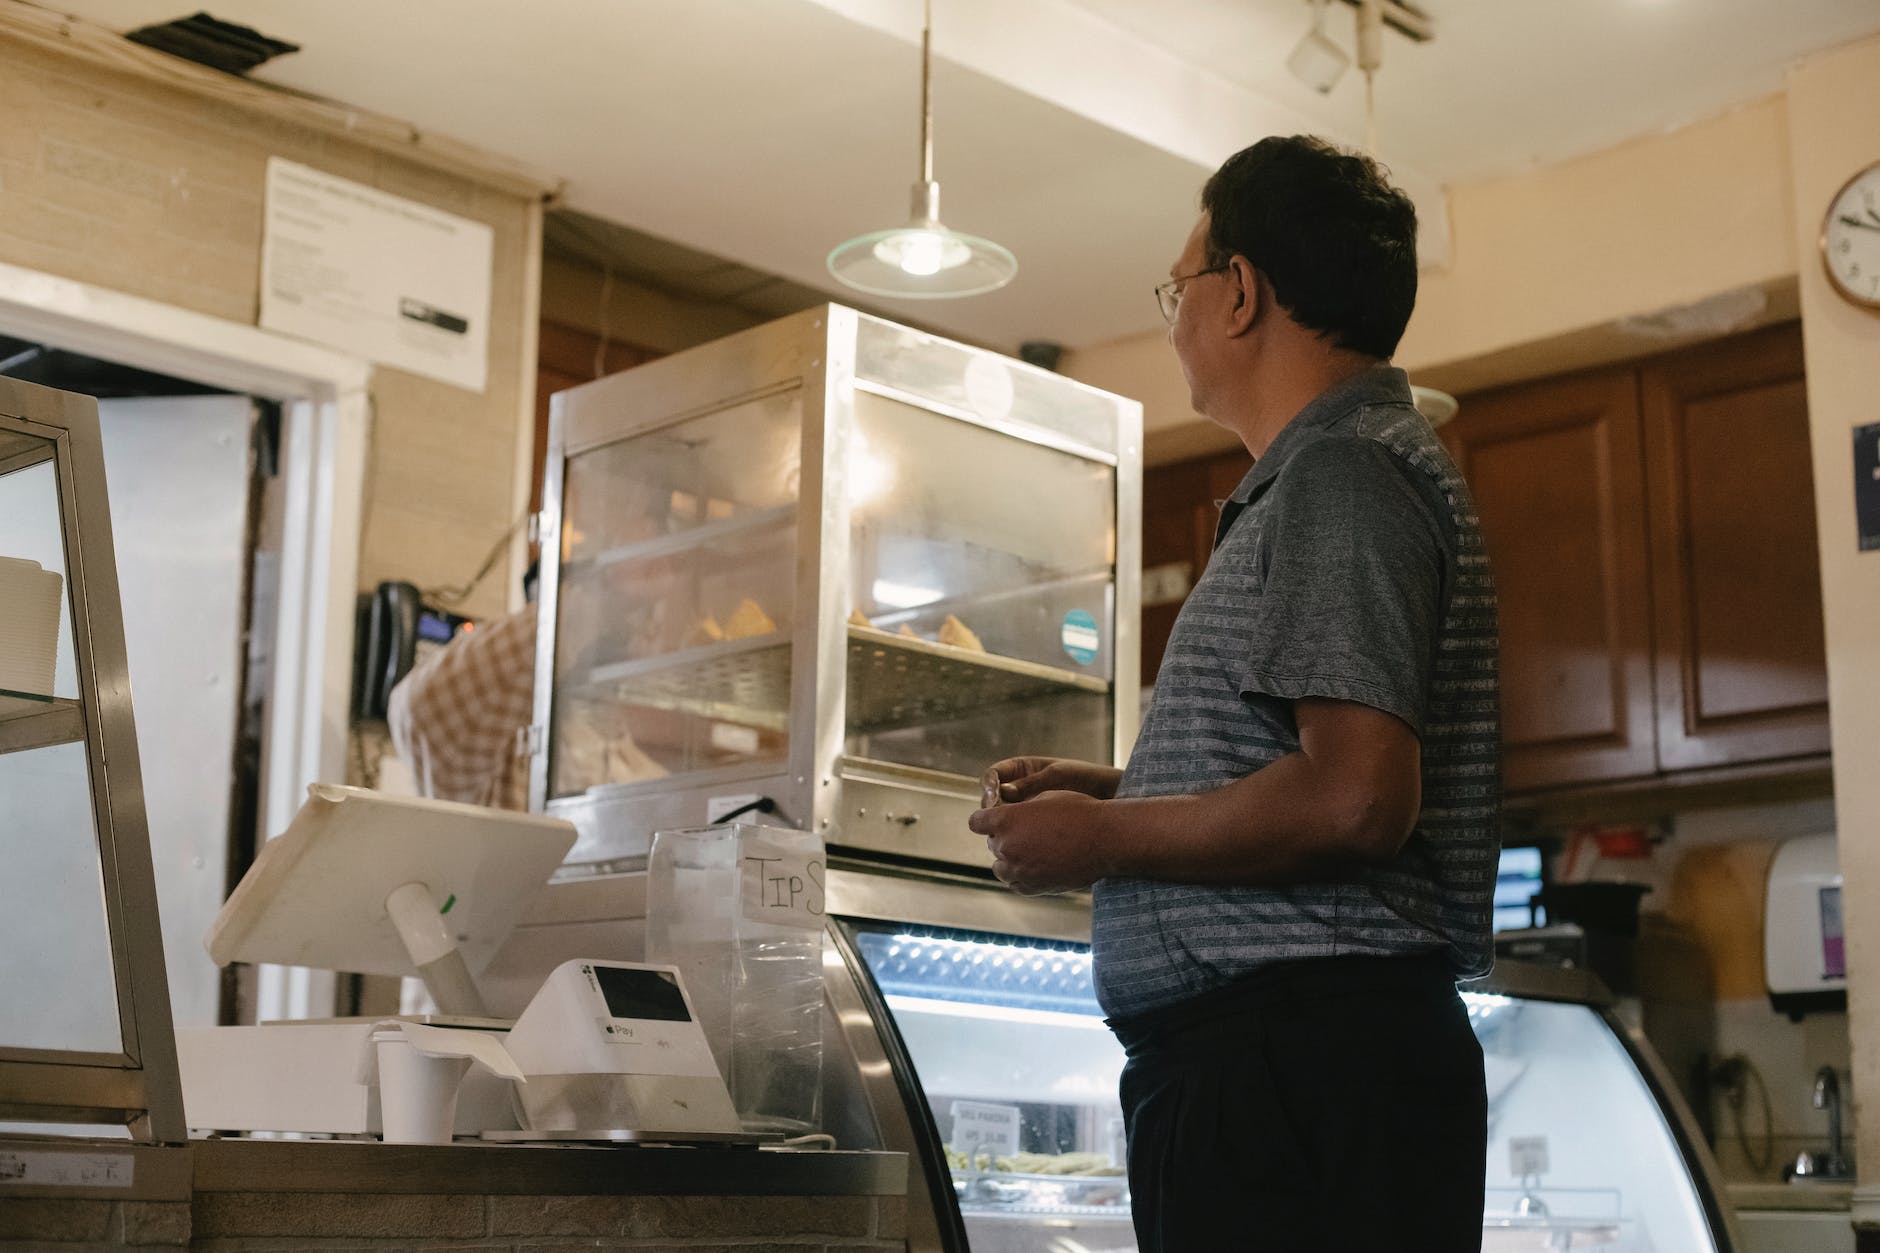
[968,789,1112,895]
[983,756,1123,803]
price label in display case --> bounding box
[950,1100,1021,1163]
[1509,1135,1551,1177]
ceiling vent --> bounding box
[125,12,298,76]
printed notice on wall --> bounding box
[740,836,825,930]
[260,158,492,392]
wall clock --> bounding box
[1822,161,1880,309]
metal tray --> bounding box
[569,625,1108,737]
[951,1167,1130,1215]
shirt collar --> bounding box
[1225,364,1415,506]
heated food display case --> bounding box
[812,871,1742,1253]
[530,304,1141,874]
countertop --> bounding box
[1727,1179,1854,1212]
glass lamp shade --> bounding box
[1411,384,1459,427]
[828,221,1017,299]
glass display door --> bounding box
[843,920,1137,1253]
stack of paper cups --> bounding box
[0,557,62,697]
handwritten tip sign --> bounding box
[739,836,825,930]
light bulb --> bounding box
[896,233,943,276]
[872,229,972,276]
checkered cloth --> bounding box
[387,606,536,811]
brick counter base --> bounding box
[0,1192,909,1251]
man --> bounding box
[969,135,1499,1251]
[388,562,665,809]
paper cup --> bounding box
[374,1030,472,1144]
[0,558,62,698]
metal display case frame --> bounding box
[529,304,1142,872]
[0,375,185,1146]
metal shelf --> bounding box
[567,625,1109,735]
[846,625,1105,732]
[580,634,793,731]
[952,1169,1130,1218]
[0,691,82,756]
[563,503,796,573]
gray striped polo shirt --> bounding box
[1093,365,1500,1020]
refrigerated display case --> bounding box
[814,869,1741,1253]
[528,304,1141,874]
[1472,963,1742,1252]
[841,921,1133,1253]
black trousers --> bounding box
[1109,954,1486,1253]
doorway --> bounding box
[1,338,269,1029]
[0,258,372,1031]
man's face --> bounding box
[1167,214,1224,418]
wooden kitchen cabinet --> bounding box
[1638,324,1829,770]
[1446,368,1658,790]
[1447,323,1827,793]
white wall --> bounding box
[1782,33,1880,1208]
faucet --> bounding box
[1814,1066,1852,1179]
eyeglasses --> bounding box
[1154,265,1230,324]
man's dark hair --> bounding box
[1200,135,1418,360]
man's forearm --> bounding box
[1091,747,1416,886]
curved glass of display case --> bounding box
[818,869,1740,1253]
[847,922,1133,1253]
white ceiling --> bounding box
[45,0,1880,353]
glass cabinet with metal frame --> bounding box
[807,862,1745,1253]
[0,375,183,1145]
[529,305,1142,872]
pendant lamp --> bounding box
[827,0,1016,299]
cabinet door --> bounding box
[1640,323,1828,769]
[1449,368,1657,790]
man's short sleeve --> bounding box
[1239,435,1446,736]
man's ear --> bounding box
[1226,259,1261,337]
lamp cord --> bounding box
[421,511,530,608]
[1364,70,1378,156]
[919,0,933,185]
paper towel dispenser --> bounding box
[1766,831,1846,1020]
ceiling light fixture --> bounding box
[1410,385,1458,428]
[827,0,1016,299]
[1287,0,1350,94]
